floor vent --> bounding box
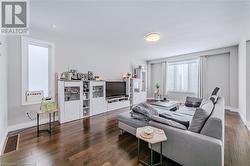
[3,134,20,154]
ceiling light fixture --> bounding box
[144,32,160,42]
[52,24,57,29]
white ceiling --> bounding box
[30,0,250,60]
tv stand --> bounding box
[106,96,130,111]
[107,96,129,103]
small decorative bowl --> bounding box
[144,127,154,135]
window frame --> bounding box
[21,37,55,105]
[166,59,199,94]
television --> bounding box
[106,81,127,98]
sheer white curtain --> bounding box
[167,59,199,95]
[198,56,207,98]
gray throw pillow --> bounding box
[188,99,214,133]
[210,95,219,104]
[185,96,202,108]
[200,99,214,111]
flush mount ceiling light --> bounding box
[52,24,57,29]
[144,33,160,42]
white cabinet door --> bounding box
[90,81,106,116]
[64,101,80,122]
[91,98,106,116]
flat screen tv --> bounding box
[106,81,126,98]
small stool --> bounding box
[36,110,58,137]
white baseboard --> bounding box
[238,111,250,132]
[247,121,250,132]
[225,106,239,112]
[0,128,8,155]
[8,116,58,133]
[239,112,247,125]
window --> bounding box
[22,37,54,105]
[167,59,199,94]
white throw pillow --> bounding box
[200,99,214,112]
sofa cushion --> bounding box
[188,103,213,133]
[185,96,202,108]
[200,97,224,140]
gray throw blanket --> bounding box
[132,103,159,117]
[150,115,187,130]
[130,112,149,121]
[131,103,191,129]
[159,112,190,128]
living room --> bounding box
[0,0,250,166]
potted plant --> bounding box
[155,83,161,100]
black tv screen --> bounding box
[106,81,126,98]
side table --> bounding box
[136,126,167,166]
[36,109,58,137]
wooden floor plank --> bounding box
[0,109,249,166]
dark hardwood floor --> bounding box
[0,109,249,166]
[224,111,250,166]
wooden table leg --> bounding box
[49,113,52,135]
[37,113,39,137]
[160,142,163,164]
[53,112,55,123]
[150,143,153,166]
[138,138,140,163]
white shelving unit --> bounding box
[57,79,136,124]
[58,80,83,123]
[131,66,147,106]
[82,81,90,117]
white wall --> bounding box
[0,36,8,153]
[206,53,230,106]
[246,41,250,126]
[7,30,146,127]
[148,46,239,108]
[238,40,247,123]
[239,39,250,129]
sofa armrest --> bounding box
[149,121,223,166]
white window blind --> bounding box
[167,59,199,94]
